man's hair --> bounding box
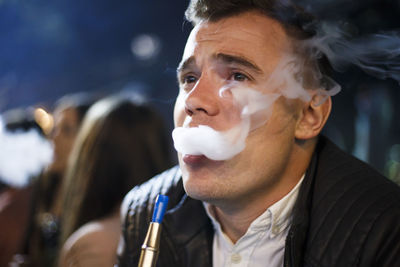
[185,0,334,91]
[185,0,315,40]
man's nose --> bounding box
[184,75,219,117]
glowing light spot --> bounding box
[130,34,161,60]
[34,108,54,135]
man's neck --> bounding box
[211,202,266,243]
[209,140,316,243]
[210,177,301,243]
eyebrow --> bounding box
[177,56,195,74]
[214,53,263,73]
[176,53,263,74]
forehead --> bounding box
[182,11,292,71]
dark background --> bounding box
[0,0,399,181]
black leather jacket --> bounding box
[117,136,400,267]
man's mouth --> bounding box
[182,154,208,165]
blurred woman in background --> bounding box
[20,93,95,267]
[57,94,172,267]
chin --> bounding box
[182,176,226,206]
[183,175,213,201]
[180,158,233,201]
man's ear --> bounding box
[295,94,332,140]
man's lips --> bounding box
[182,154,208,165]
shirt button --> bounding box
[272,226,280,234]
[231,253,242,264]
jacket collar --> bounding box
[163,193,212,245]
[284,136,324,267]
[163,190,214,266]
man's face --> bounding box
[174,11,304,206]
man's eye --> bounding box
[183,75,197,84]
[232,72,249,82]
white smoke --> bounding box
[172,122,249,161]
[0,118,53,188]
[305,23,400,84]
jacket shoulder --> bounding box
[120,165,183,221]
[305,137,400,267]
[117,166,184,267]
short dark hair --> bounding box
[185,0,316,40]
[185,0,334,91]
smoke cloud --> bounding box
[172,122,249,161]
[305,23,400,84]
[0,118,53,187]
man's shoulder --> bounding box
[120,166,184,222]
[304,136,400,266]
[314,136,400,205]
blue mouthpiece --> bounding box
[151,194,169,223]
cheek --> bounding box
[173,92,186,127]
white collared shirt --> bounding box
[204,175,304,267]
